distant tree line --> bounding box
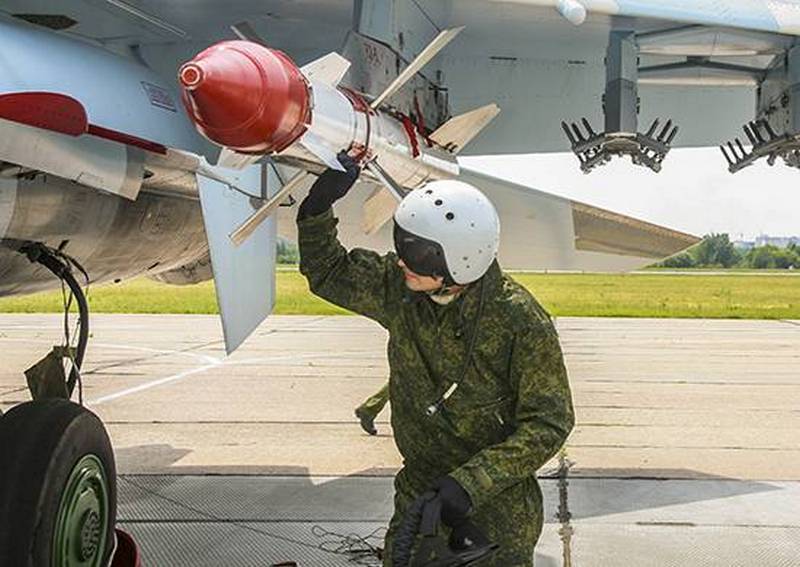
[657,234,800,269]
[282,233,799,269]
[277,238,299,264]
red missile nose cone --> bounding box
[178,63,204,90]
[179,40,311,154]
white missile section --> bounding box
[299,131,346,172]
[276,71,460,188]
[182,26,473,228]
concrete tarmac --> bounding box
[1,314,799,566]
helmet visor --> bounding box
[393,222,452,281]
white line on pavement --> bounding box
[88,350,377,405]
[89,362,222,405]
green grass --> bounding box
[0,271,798,319]
[512,273,799,319]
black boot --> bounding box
[354,408,378,436]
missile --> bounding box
[178,36,463,191]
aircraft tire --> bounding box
[0,399,117,567]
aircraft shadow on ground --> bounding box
[114,446,561,566]
[540,467,779,522]
[114,445,781,566]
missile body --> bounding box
[179,41,458,187]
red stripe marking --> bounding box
[338,86,372,114]
[87,124,168,155]
[338,87,372,161]
[400,114,420,158]
[0,92,88,136]
[0,91,168,154]
[413,95,432,147]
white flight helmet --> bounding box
[393,179,500,285]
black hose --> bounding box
[392,491,500,567]
[21,243,89,396]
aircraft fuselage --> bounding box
[0,174,208,296]
[0,18,213,295]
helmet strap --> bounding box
[427,283,465,305]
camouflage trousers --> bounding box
[357,382,390,420]
[382,467,544,567]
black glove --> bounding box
[448,519,491,551]
[431,476,472,529]
[297,151,361,219]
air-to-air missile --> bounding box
[177,27,500,210]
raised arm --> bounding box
[297,155,402,327]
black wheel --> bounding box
[0,400,117,567]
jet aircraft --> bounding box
[0,0,796,564]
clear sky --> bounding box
[462,147,800,240]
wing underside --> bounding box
[278,168,699,273]
[3,0,796,155]
[495,1,800,36]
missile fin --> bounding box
[360,160,410,234]
[370,26,464,110]
[361,186,399,235]
[299,131,346,171]
[364,160,408,202]
[429,103,500,154]
[230,170,309,246]
[300,52,352,86]
[196,163,277,354]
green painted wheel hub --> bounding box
[53,454,109,567]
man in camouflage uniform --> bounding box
[297,155,574,566]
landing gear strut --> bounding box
[20,242,89,400]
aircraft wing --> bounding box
[278,169,700,273]
[498,1,800,36]
[2,0,798,158]
[0,0,781,353]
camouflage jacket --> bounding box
[298,209,574,508]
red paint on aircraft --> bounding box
[178,40,311,153]
[86,124,168,155]
[0,91,168,154]
[0,92,88,136]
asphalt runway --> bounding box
[1,314,799,566]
